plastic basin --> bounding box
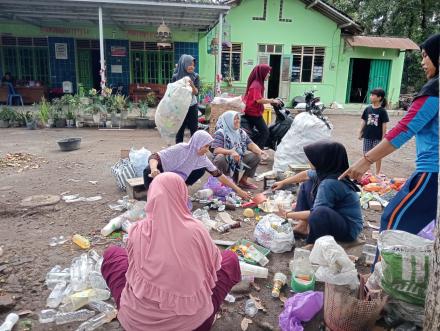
[57,137,81,151]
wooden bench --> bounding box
[126,177,147,200]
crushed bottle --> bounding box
[0,313,19,331]
[55,309,96,325]
[38,309,57,324]
[244,298,258,317]
[75,308,117,331]
[47,281,67,308]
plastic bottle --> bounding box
[125,201,146,221]
[39,309,57,323]
[246,246,269,266]
[88,249,101,263]
[239,262,268,279]
[244,299,258,317]
[75,309,117,331]
[271,272,287,298]
[72,234,91,249]
[0,313,19,331]
[46,272,70,289]
[55,309,96,325]
[101,216,125,236]
[196,189,213,200]
[121,219,132,232]
[89,271,108,290]
[70,257,88,292]
[87,301,115,313]
[47,281,67,308]
[61,289,111,312]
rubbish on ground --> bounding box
[271,272,287,298]
[372,231,379,240]
[203,176,233,197]
[55,309,95,325]
[47,281,67,308]
[254,214,294,253]
[196,189,214,200]
[290,248,316,293]
[39,309,57,324]
[243,208,255,218]
[101,216,125,237]
[63,195,102,203]
[368,201,382,211]
[384,298,425,328]
[249,294,267,312]
[228,240,270,265]
[72,234,91,249]
[241,317,253,331]
[0,152,46,172]
[362,244,377,265]
[367,222,380,230]
[192,209,217,231]
[264,175,277,190]
[240,262,268,279]
[310,236,359,288]
[68,179,82,183]
[20,194,61,207]
[49,236,68,247]
[252,193,267,205]
[418,220,435,241]
[256,170,276,182]
[245,299,258,317]
[129,147,152,177]
[215,212,236,225]
[378,230,433,305]
[108,203,125,211]
[111,159,136,191]
[279,291,324,331]
[224,294,236,303]
[61,289,110,312]
[0,313,19,331]
[394,322,418,331]
[75,307,117,330]
[260,190,295,213]
[88,181,98,185]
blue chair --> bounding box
[7,83,24,106]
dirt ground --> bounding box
[0,113,415,331]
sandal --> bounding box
[239,181,258,190]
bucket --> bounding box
[290,273,315,293]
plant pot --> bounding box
[0,120,9,128]
[57,137,81,151]
[47,119,54,128]
[111,113,121,127]
[76,121,84,128]
[66,119,75,128]
[55,118,66,128]
[92,113,101,124]
[26,121,37,130]
[105,120,112,128]
[136,117,156,129]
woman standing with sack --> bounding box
[173,54,200,143]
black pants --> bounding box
[143,165,206,191]
[176,104,199,143]
[242,115,269,149]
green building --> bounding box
[0,0,418,106]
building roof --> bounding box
[345,36,420,50]
[0,0,230,30]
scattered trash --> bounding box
[39,309,57,323]
[290,249,315,293]
[272,272,287,298]
[195,189,214,200]
[254,214,294,253]
[372,231,379,240]
[49,236,68,247]
[88,181,98,185]
[241,317,253,331]
[224,294,236,303]
[55,309,95,325]
[67,179,82,183]
[63,195,102,203]
[245,298,258,317]
[20,194,61,207]
[213,240,235,246]
[368,201,382,211]
[362,244,377,265]
[0,153,46,173]
[279,291,324,331]
[203,176,233,197]
[243,208,255,218]
[240,262,268,279]
[249,294,267,312]
[228,240,270,265]
[0,313,19,331]
[367,222,380,230]
[72,234,91,249]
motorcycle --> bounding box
[292,89,331,129]
[241,98,294,150]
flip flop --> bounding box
[239,182,258,190]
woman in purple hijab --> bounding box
[143,130,251,199]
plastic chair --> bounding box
[7,83,24,106]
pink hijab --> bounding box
[124,172,222,316]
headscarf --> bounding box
[158,130,215,180]
[245,64,271,95]
[215,111,248,172]
[416,34,439,99]
[125,172,221,316]
[304,140,359,199]
[173,54,197,82]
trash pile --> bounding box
[0,152,46,172]
[39,249,117,330]
[111,147,151,191]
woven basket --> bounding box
[324,283,387,331]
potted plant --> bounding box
[0,107,16,128]
[136,93,157,129]
[25,111,37,130]
[37,97,52,128]
[108,94,130,127]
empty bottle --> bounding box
[121,219,133,232]
[70,256,89,291]
[0,313,19,331]
[89,271,108,290]
[61,289,111,312]
[55,309,95,325]
[39,309,57,323]
[101,215,125,236]
[88,249,101,263]
[61,284,73,304]
[271,272,287,298]
[75,309,117,331]
[47,281,67,308]
[87,301,115,313]
[72,234,91,249]
[244,299,258,317]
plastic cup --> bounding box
[239,262,268,279]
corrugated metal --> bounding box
[368,59,391,95]
[345,36,419,50]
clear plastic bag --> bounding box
[253,214,294,253]
[129,147,151,177]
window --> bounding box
[291,46,325,83]
[0,36,50,84]
[221,43,242,81]
[129,42,174,84]
[258,44,283,54]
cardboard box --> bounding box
[369,201,382,211]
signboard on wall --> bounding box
[55,43,68,59]
[111,46,127,57]
[111,65,123,74]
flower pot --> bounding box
[92,113,101,124]
[111,113,121,127]
[55,118,66,128]
[136,117,156,129]
[0,120,9,128]
[76,121,84,128]
[26,121,37,130]
[57,137,81,151]
[47,119,54,128]
[66,119,75,128]
[106,120,112,128]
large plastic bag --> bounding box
[273,112,332,171]
[111,159,136,191]
[279,291,324,331]
[378,230,433,306]
[211,95,245,111]
[155,77,193,143]
[254,214,294,253]
[203,176,233,197]
[309,236,359,288]
[129,147,151,177]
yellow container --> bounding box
[72,234,91,249]
[263,105,273,125]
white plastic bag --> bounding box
[253,214,294,253]
[155,77,193,143]
[129,147,151,177]
[211,95,245,111]
[273,112,332,172]
[310,236,359,288]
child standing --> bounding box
[359,88,389,175]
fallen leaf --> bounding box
[241,317,252,331]
[249,294,267,312]
[279,293,287,304]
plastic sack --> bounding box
[129,147,151,177]
[279,291,324,331]
[155,77,193,143]
[378,230,433,306]
[417,220,435,241]
[254,214,294,253]
[309,236,359,288]
[384,298,425,328]
[211,95,245,111]
[111,159,136,191]
[203,176,233,197]
[273,112,332,172]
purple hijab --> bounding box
[159,130,216,180]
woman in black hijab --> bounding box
[273,140,362,248]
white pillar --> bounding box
[215,13,223,96]
[98,6,106,93]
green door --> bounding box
[367,59,391,95]
[77,50,93,90]
[345,58,354,103]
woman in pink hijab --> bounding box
[101,172,241,331]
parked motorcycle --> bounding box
[292,89,331,129]
[241,98,294,150]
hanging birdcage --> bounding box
[156,20,172,48]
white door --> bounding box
[258,54,269,98]
[279,54,292,101]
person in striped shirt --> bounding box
[341,34,439,237]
